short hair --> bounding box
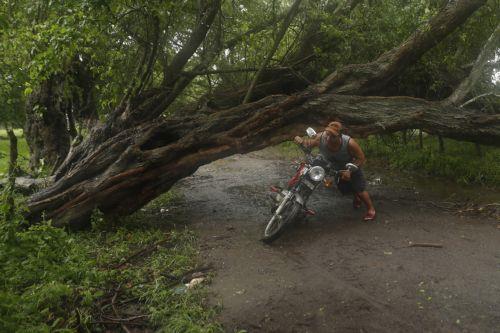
[325,121,343,135]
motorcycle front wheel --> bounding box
[262,198,299,243]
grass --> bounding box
[0,129,30,177]
[0,190,223,333]
[359,134,500,186]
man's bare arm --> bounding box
[347,138,366,167]
[294,134,321,148]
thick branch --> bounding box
[224,12,287,50]
[445,23,500,106]
[161,0,221,87]
[243,0,303,104]
[315,0,487,95]
[7,128,18,177]
[27,92,500,228]
[460,92,500,108]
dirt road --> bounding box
[172,150,500,333]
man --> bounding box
[294,121,376,221]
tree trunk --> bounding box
[6,128,18,221]
[24,58,97,173]
[475,143,482,156]
[7,129,18,177]
[25,76,71,172]
[438,135,445,153]
[26,93,500,228]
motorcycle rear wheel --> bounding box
[262,199,299,243]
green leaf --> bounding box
[24,87,33,96]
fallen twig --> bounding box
[111,284,132,333]
[102,314,149,322]
[113,236,171,269]
[92,320,148,326]
[407,242,443,248]
[181,264,214,284]
[427,201,456,211]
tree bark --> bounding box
[24,59,97,173]
[26,93,500,227]
[6,128,18,220]
[25,76,71,171]
[7,129,18,177]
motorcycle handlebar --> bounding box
[295,143,356,175]
[297,143,311,154]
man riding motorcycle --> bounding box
[294,121,376,221]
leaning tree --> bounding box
[23,0,499,228]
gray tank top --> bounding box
[319,132,352,170]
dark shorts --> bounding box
[337,168,366,194]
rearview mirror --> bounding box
[306,127,317,138]
[345,163,359,172]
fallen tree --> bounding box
[27,92,500,227]
[26,0,498,227]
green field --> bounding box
[0,129,29,176]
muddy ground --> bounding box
[170,149,499,333]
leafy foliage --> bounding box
[0,130,29,177]
[0,193,222,332]
[360,133,500,186]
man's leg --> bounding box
[357,191,376,220]
[353,193,362,209]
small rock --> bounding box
[185,277,205,289]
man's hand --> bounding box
[340,170,351,181]
[294,136,304,145]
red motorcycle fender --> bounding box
[288,164,306,188]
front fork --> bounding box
[274,191,293,216]
[271,188,316,217]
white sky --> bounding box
[492,52,500,85]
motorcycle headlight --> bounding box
[309,166,325,182]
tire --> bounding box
[262,199,299,243]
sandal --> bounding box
[363,210,376,221]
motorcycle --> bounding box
[262,127,358,243]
